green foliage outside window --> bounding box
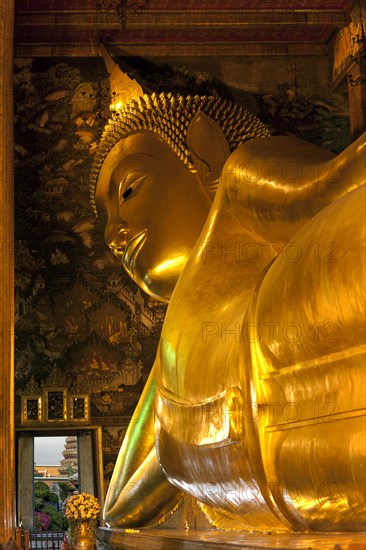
[34,480,71,531]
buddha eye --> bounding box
[122,187,133,201]
[119,172,148,205]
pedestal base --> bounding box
[97,527,366,550]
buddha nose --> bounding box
[104,220,130,258]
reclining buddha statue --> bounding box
[91,46,366,532]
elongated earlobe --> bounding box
[186,111,230,197]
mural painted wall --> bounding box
[14,57,165,493]
[14,55,350,493]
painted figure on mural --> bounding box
[91,46,366,532]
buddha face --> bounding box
[95,131,211,302]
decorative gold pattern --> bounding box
[21,396,42,424]
[19,375,42,396]
[69,395,90,422]
[41,367,68,388]
[69,519,97,550]
[44,389,67,422]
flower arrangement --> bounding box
[64,493,101,549]
[64,492,101,521]
[34,510,51,531]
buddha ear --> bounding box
[186,111,230,196]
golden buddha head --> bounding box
[91,56,270,302]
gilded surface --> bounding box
[0,0,15,539]
[94,61,366,531]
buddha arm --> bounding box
[224,131,366,243]
[103,362,183,527]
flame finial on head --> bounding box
[99,42,144,110]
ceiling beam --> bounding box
[14,41,328,58]
[14,0,355,10]
[14,2,348,58]
[14,9,350,29]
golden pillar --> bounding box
[0,0,15,540]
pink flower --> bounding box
[35,511,51,531]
